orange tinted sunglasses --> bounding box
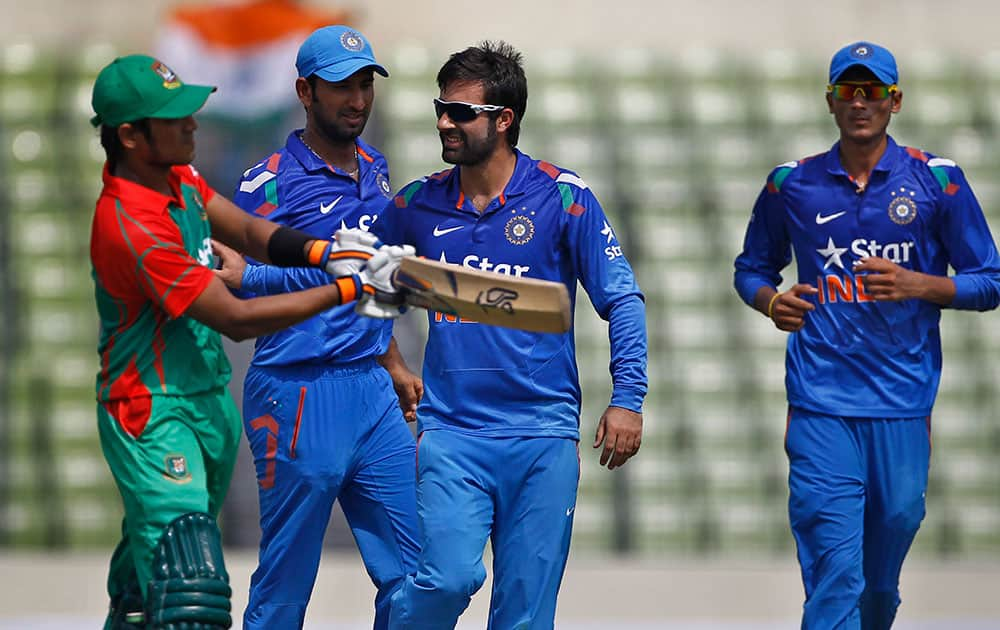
[826,82,898,101]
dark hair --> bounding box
[99,119,151,171]
[437,41,528,148]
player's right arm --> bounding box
[185,274,354,341]
[734,168,816,330]
[104,204,389,342]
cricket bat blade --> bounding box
[393,257,571,334]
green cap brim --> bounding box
[151,84,216,119]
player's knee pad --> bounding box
[104,569,144,629]
[145,512,232,629]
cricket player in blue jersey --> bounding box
[734,41,1000,629]
[369,41,647,629]
[218,26,421,629]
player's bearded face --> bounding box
[439,120,499,166]
[310,71,374,143]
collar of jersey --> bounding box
[287,130,376,176]
[448,148,532,212]
[824,134,900,178]
[100,163,183,213]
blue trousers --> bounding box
[786,408,930,630]
[389,430,580,630]
[242,360,419,629]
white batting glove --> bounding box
[319,229,382,277]
[355,244,415,319]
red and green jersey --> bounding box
[90,164,230,406]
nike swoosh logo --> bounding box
[566,507,575,516]
[815,211,846,225]
[319,195,344,214]
[433,225,464,237]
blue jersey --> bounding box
[735,137,1000,417]
[373,150,647,439]
[233,131,394,367]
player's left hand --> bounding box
[212,239,247,290]
[853,256,921,301]
[593,406,642,470]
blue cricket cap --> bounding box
[829,41,898,85]
[296,25,388,82]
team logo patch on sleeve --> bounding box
[505,211,535,245]
[164,454,192,483]
[888,186,918,225]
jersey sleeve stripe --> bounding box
[266,152,281,172]
[537,161,560,179]
[394,180,426,208]
[254,201,277,216]
[238,170,277,193]
[554,182,587,216]
[556,172,588,189]
[905,146,929,162]
[264,178,279,206]
[156,261,207,312]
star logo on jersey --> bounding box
[505,214,535,245]
[164,454,192,483]
[600,221,616,244]
[817,237,848,270]
[888,187,918,225]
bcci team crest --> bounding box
[850,44,873,59]
[888,187,918,225]
[376,172,391,198]
[341,31,365,52]
[151,60,181,89]
[164,454,192,483]
[505,214,535,245]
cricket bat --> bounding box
[393,257,572,333]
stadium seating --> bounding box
[3,42,1000,557]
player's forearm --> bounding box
[246,265,331,296]
[912,272,956,306]
[377,337,412,377]
[207,196,323,267]
[753,285,779,316]
[219,283,349,340]
[607,295,648,412]
[242,217,323,266]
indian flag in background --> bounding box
[155,0,353,119]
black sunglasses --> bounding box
[433,98,505,123]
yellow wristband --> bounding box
[767,292,781,319]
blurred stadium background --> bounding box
[3,0,1000,627]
